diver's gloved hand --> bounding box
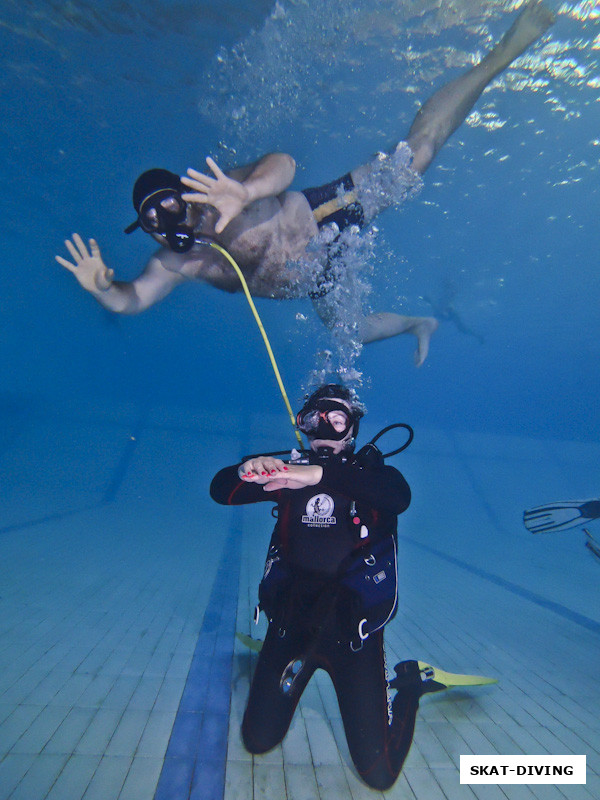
[239,457,323,492]
[181,157,250,235]
[56,234,114,293]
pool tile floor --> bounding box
[0,407,598,799]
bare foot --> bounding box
[358,312,439,365]
[412,317,439,367]
[496,1,555,63]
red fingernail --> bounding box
[283,466,289,470]
[261,471,267,475]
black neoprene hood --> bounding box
[124,168,186,234]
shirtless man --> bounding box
[57,1,553,368]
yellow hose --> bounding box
[209,242,304,449]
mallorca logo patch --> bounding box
[302,494,336,527]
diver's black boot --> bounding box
[385,660,421,779]
[389,659,421,691]
[389,660,446,697]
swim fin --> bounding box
[523,498,600,534]
[416,662,498,693]
[236,632,263,652]
[584,529,600,561]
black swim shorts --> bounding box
[301,173,366,299]
[301,172,365,232]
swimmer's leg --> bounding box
[311,297,438,367]
[360,313,439,367]
[406,0,554,173]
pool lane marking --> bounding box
[398,534,600,635]
[102,415,146,503]
[0,416,146,536]
[153,513,242,800]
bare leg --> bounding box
[406,0,554,173]
[360,313,439,367]
[311,293,439,367]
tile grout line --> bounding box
[397,534,600,635]
[438,431,600,634]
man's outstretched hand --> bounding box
[56,234,114,293]
[181,157,250,234]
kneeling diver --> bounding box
[210,384,446,790]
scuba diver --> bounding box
[56,1,554,369]
[210,384,447,789]
[423,280,485,345]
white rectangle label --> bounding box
[460,755,586,784]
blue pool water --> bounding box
[1,2,599,799]
[2,0,598,440]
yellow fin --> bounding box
[418,661,498,689]
[236,632,263,652]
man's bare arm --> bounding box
[56,235,186,314]
[226,152,296,199]
[181,152,296,233]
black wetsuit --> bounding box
[210,450,424,790]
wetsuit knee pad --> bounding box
[241,715,284,755]
[359,767,397,792]
[355,691,419,791]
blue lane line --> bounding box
[433,433,600,634]
[154,516,242,800]
[398,534,600,635]
[1,415,147,536]
[102,416,146,503]
[0,504,100,536]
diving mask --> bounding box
[124,167,196,253]
[137,190,195,252]
[296,399,354,442]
